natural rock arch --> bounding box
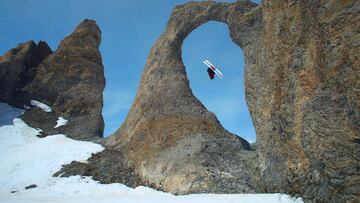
[106,0,259,194]
[106,0,360,201]
[107,2,258,151]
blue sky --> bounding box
[0,0,260,142]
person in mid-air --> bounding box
[207,68,215,80]
[203,60,223,80]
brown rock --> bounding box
[21,19,105,141]
[0,40,52,106]
[244,1,360,202]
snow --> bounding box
[0,103,103,191]
[23,105,31,110]
[54,117,68,128]
[30,100,52,112]
[0,102,303,203]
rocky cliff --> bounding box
[0,19,105,141]
[243,1,360,202]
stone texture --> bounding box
[243,1,360,202]
[0,40,52,106]
[19,19,106,141]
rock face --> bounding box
[104,0,359,202]
[0,19,105,141]
[242,1,360,202]
[0,41,52,106]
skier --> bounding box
[207,68,215,80]
[203,60,223,80]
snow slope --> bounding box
[0,102,303,203]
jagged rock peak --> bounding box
[19,19,105,141]
[0,40,52,106]
[0,40,51,66]
[35,41,52,62]
[60,19,101,48]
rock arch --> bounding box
[105,0,359,201]
[106,0,260,194]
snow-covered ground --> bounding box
[0,102,303,203]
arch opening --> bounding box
[181,21,256,142]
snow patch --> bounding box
[0,118,103,191]
[30,100,52,112]
[23,105,31,110]
[54,117,68,128]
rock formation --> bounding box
[104,0,359,202]
[0,40,52,106]
[104,1,260,195]
[56,2,260,195]
[59,0,359,201]
[21,19,105,140]
[241,1,360,202]
[0,19,106,141]
[1,0,359,202]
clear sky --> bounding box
[0,0,260,142]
